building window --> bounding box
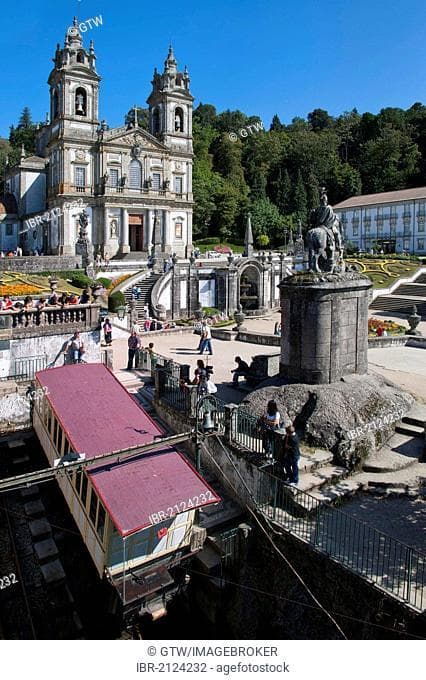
[174,107,184,132]
[6,224,13,236]
[152,173,161,190]
[74,166,86,191]
[77,52,85,64]
[52,89,59,119]
[175,222,183,239]
[174,176,183,194]
[418,239,425,250]
[108,168,119,187]
[75,87,87,116]
[353,226,358,237]
[403,238,410,251]
[418,221,425,233]
[97,503,106,542]
[152,108,160,134]
[129,159,142,188]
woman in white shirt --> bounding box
[261,400,281,457]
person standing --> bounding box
[199,321,213,356]
[283,424,300,486]
[103,318,112,346]
[260,399,281,458]
[127,330,141,370]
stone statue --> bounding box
[78,209,89,240]
[406,305,422,336]
[306,188,344,273]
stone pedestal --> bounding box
[279,272,372,384]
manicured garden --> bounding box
[368,317,406,336]
[346,258,422,288]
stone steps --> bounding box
[395,420,424,438]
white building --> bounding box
[334,187,426,255]
[4,18,194,259]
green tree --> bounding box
[270,114,283,131]
[293,170,308,227]
[308,108,333,132]
[250,198,284,244]
[124,106,149,129]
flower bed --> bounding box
[368,317,406,336]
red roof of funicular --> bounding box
[36,364,220,535]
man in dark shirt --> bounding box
[283,424,300,485]
[127,331,141,370]
[231,356,250,385]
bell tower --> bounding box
[147,46,193,152]
[48,17,100,136]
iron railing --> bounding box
[252,470,425,611]
[231,406,278,459]
[13,355,47,381]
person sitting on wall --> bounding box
[231,356,250,385]
[48,292,59,306]
[67,292,79,305]
[65,331,85,364]
[35,297,47,311]
[79,288,91,304]
[59,292,68,307]
[2,295,13,310]
[23,296,34,310]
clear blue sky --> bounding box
[1,0,425,136]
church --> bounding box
[4,18,194,259]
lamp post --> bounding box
[194,394,218,472]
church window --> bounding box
[108,168,119,188]
[152,173,161,190]
[175,107,184,132]
[129,160,142,188]
[175,222,183,239]
[174,176,183,194]
[77,52,85,64]
[153,108,160,134]
[418,239,425,250]
[75,87,87,116]
[52,89,59,119]
[75,166,86,191]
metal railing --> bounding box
[231,406,278,459]
[252,470,425,611]
[13,355,47,380]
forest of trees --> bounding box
[2,102,426,247]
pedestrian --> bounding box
[144,317,151,332]
[65,331,85,364]
[377,325,384,337]
[48,291,59,306]
[260,399,281,458]
[131,285,138,299]
[231,356,250,386]
[147,341,156,369]
[127,330,141,370]
[192,359,207,386]
[2,295,13,310]
[199,321,213,355]
[150,318,158,331]
[103,318,112,346]
[136,286,141,300]
[282,424,300,486]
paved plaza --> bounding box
[111,310,426,404]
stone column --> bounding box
[103,206,111,258]
[120,208,130,253]
[146,209,153,251]
[162,210,171,254]
[279,273,372,384]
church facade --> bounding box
[5,18,194,259]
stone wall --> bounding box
[0,255,82,273]
[0,329,101,378]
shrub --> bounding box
[202,307,220,316]
[70,272,95,289]
[108,291,126,313]
[97,277,112,289]
[257,234,270,247]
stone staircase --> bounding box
[273,404,426,517]
[371,270,426,318]
[122,272,162,318]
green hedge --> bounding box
[97,277,112,289]
[108,291,126,312]
[70,272,95,289]
[194,237,220,245]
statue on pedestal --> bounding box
[75,209,94,273]
[306,188,344,273]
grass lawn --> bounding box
[346,258,422,288]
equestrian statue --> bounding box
[306,188,344,273]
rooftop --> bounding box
[334,186,426,210]
[35,363,220,535]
